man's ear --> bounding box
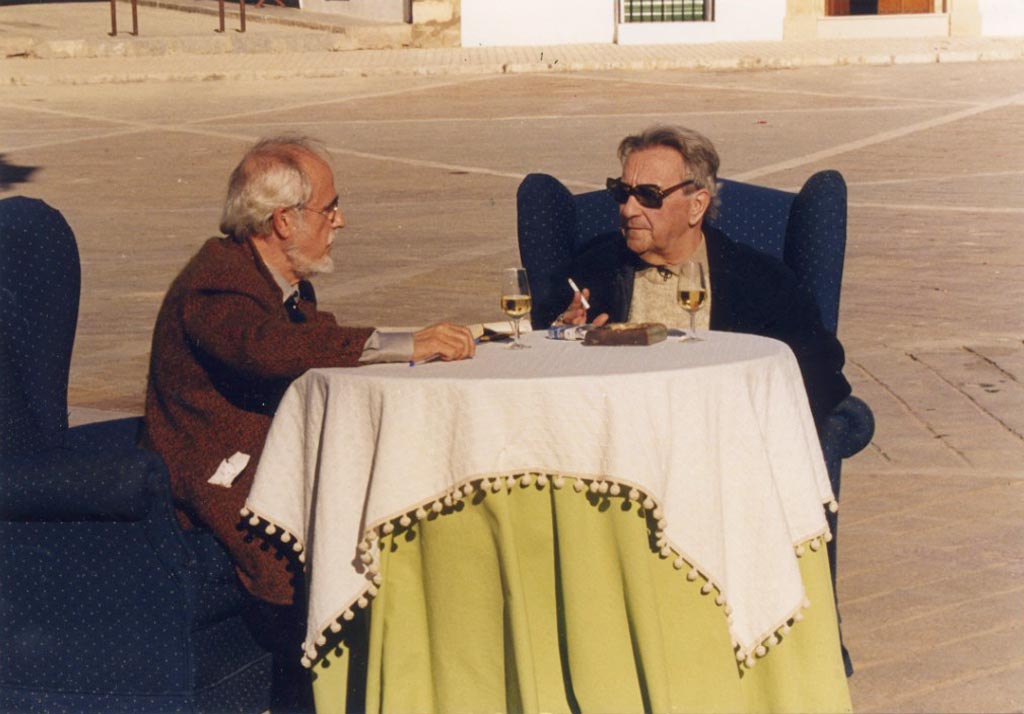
[270,206,296,240]
[688,189,711,227]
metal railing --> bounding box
[109,0,251,35]
[109,0,138,36]
[621,0,713,22]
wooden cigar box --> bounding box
[582,323,668,346]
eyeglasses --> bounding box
[606,177,696,209]
[296,196,340,222]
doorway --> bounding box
[826,0,938,14]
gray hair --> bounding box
[618,125,721,219]
[219,135,331,240]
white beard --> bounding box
[286,242,335,279]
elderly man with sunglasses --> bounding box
[558,125,850,429]
[142,135,474,713]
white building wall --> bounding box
[979,0,1024,36]
[459,0,1021,47]
[461,0,616,47]
[618,0,786,44]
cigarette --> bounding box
[567,278,590,310]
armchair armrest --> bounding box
[821,395,875,463]
[0,448,160,522]
[64,416,143,451]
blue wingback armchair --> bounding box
[517,171,874,672]
[0,196,272,713]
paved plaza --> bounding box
[1,3,1023,711]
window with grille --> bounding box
[621,0,712,22]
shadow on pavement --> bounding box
[0,156,39,191]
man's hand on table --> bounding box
[412,323,476,362]
[554,289,609,327]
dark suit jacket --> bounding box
[571,225,851,428]
[142,236,374,605]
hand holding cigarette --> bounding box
[554,279,609,328]
[568,278,590,310]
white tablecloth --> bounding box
[246,330,835,666]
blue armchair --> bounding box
[517,171,874,673]
[0,196,272,713]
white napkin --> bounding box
[208,451,251,488]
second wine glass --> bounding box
[500,267,532,349]
[676,260,707,342]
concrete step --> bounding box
[22,27,411,59]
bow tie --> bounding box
[638,264,678,284]
[296,280,316,303]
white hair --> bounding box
[218,135,331,240]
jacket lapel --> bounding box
[704,226,729,331]
[241,237,313,324]
[612,250,640,323]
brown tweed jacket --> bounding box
[141,236,374,605]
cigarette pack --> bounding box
[546,324,591,341]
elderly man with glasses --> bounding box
[142,135,474,713]
[558,125,850,429]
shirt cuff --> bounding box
[359,330,415,364]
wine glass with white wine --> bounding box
[500,267,532,349]
[676,260,707,342]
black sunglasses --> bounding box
[606,177,696,209]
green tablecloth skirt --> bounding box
[312,481,851,713]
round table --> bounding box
[246,330,849,713]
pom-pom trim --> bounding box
[244,471,826,669]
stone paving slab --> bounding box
[853,348,1024,475]
[835,469,1024,712]
[916,348,1024,445]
